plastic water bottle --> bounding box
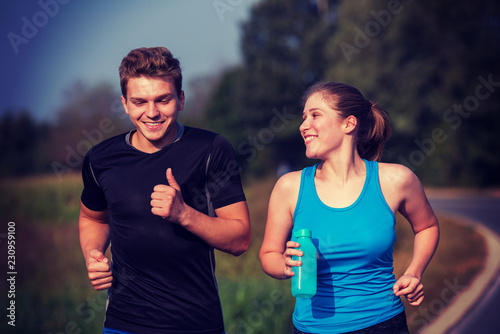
[291,228,317,298]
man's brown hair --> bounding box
[119,47,182,99]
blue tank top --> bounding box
[292,160,404,333]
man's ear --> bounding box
[178,90,185,111]
[344,115,357,134]
[121,95,129,114]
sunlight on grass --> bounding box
[0,174,487,333]
[0,173,83,225]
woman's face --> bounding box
[299,92,348,160]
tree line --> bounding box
[2,0,500,187]
[202,0,500,186]
[0,82,131,180]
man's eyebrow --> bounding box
[129,94,173,101]
[155,94,172,100]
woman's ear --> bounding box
[344,115,357,134]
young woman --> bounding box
[259,82,439,333]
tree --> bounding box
[0,110,51,176]
[180,72,225,129]
[205,0,339,177]
[0,81,133,179]
[204,0,500,186]
[324,0,500,186]
[49,81,132,180]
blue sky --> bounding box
[1,0,260,121]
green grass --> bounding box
[0,174,486,333]
[0,174,82,225]
[393,213,485,332]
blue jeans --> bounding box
[103,328,226,334]
[103,329,135,334]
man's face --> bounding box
[121,76,184,153]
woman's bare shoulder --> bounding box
[271,170,302,197]
[276,170,302,187]
[266,170,303,220]
[379,162,416,183]
[378,162,422,194]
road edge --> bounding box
[419,213,500,334]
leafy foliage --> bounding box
[0,81,131,179]
[1,0,499,187]
[205,0,338,176]
[0,110,51,176]
[325,0,500,186]
[203,0,500,186]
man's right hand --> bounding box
[86,249,113,290]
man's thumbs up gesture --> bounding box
[151,168,188,223]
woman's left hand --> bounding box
[393,274,424,306]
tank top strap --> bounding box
[364,159,381,194]
[360,159,377,203]
[293,164,318,220]
[365,159,375,187]
[363,159,395,217]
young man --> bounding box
[79,47,251,334]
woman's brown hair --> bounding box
[302,82,391,161]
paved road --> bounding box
[428,195,500,334]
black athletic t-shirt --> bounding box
[81,125,246,334]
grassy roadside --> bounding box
[393,214,485,333]
[0,174,487,333]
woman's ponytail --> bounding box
[357,101,391,161]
